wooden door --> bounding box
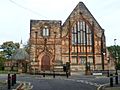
[41,55,50,71]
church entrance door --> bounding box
[41,54,50,71]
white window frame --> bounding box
[42,26,49,37]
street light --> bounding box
[115,56,118,74]
[107,57,110,77]
[102,52,105,70]
[114,39,118,74]
[114,39,118,84]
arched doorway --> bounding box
[41,54,50,71]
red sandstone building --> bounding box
[29,2,107,73]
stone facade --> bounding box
[29,2,108,73]
[30,20,62,72]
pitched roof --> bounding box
[11,48,29,60]
[63,2,103,30]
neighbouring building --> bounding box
[29,2,108,73]
[4,41,29,72]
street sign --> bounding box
[93,73,102,75]
[31,62,37,65]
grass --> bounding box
[0,70,18,74]
[0,81,6,84]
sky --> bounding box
[0,0,120,46]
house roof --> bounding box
[11,48,29,60]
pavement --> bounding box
[101,83,120,90]
[0,81,21,90]
[70,71,120,90]
[0,81,32,90]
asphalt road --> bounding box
[0,74,116,90]
[16,75,102,90]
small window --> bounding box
[42,26,49,37]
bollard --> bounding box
[13,74,15,85]
[63,65,66,72]
[43,71,45,77]
[14,74,16,84]
[8,74,11,89]
[110,74,113,87]
[66,71,69,78]
[12,75,14,86]
[115,73,118,84]
[53,71,55,78]
[107,70,109,77]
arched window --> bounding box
[71,20,92,52]
[42,26,49,37]
[72,20,92,45]
[71,20,93,64]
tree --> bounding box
[1,41,19,60]
[0,51,6,70]
[107,45,120,69]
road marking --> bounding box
[75,79,100,87]
[97,83,109,90]
[85,81,89,84]
[89,82,94,86]
[76,80,81,82]
[70,79,76,82]
[31,76,108,88]
[97,85,104,90]
[94,83,99,87]
[30,85,33,89]
[80,80,84,83]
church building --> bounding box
[29,2,107,73]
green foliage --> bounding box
[1,41,19,60]
[0,41,20,70]
[107,45,120,69]
[0,53,6,70]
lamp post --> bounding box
[107,57,110,77]
[102,52,105,70]
[115,56,118,74]
[114,39,119,84]
[114,39,118,74]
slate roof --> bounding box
[12,48,29,60]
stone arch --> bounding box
[38,51,53,71]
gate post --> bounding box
[8,74,11,89]
[115,73,118,84]
[110,74,113,87]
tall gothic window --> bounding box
[72,20,92,52]
[42,26,49,37]
[71,20,93,64]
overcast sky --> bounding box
[0,0,120,46]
